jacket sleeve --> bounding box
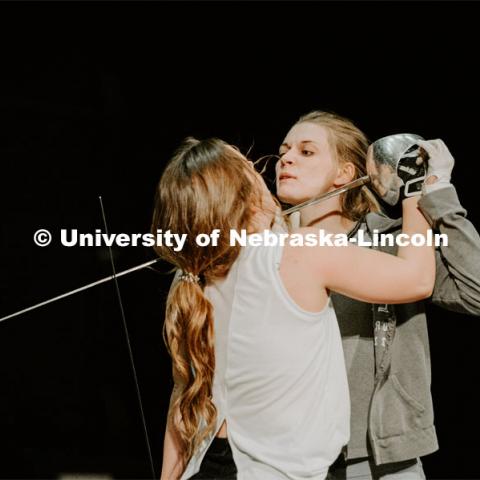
[418,185,480,316]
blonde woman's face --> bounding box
[276,122,339,205]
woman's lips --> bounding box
[278,173,296,182]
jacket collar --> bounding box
[364,211,402,234]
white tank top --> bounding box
[180,235,350,480]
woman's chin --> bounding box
[277,192,310,206]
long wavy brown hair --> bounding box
[151,137,269,468]
[295,110,381,220]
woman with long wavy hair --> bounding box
[152,137,435,480]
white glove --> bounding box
[416,139,454,194]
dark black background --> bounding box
[1,2,479,479]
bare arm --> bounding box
[291,197,435,304]
[160,383,185,480]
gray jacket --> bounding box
[334,185,480,465]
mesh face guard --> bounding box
[367,133,428,206]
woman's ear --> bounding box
[333,162,356,187]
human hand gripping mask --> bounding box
[366,133,429,206]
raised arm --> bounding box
[415,140,480,316]
[290,196,435,304]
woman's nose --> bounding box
[280,151,294,165]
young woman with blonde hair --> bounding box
[276,111,480,480]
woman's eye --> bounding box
[302,150,314,156]
[278,152,286,158]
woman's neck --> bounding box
[299,197,357,235]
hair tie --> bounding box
[179,271,200,284]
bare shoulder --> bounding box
[290,226,322,236]
[283,227,336,267]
